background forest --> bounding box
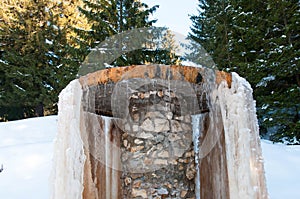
[0,0,299,144]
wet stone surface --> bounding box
[120,87,196,198]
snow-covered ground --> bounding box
[261,139,300,198]
[0,116,56,199]
[0,116,299,199]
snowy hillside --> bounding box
[0,116,299,199]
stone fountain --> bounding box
[50,65,268,199]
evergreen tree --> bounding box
[76,0,179,71]
[254,0,300,143]
[189,0,234,69]
[0,0,83,120]
[189,0,300,143]
[144,28,180,65]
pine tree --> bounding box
[0,0,50,119]
[189,0,235,69]
[0,0,83,120]
[254,0,300,143]
[144,28,180,65]
[76,0,179,72]
[189,0,300,143]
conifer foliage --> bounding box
[76,0,179,68]
[0,0,83,120]
[189,0,300,143]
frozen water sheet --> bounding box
[50,79,85,199]
[217,72,268,199]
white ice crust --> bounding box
[217,72,268,199]
[50,79,85,199]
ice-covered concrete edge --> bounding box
[50,79,85,199]
[217,72,268,199]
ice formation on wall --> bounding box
[50,80,85,199]
[216,72,268,198]
[192,114,205,199]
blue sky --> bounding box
[142,0,199,36]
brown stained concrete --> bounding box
[81,114,122,199]
[79,65,232,88]
[199,113,230,199]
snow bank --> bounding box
[262,140,300,199]
[0,115,57,199]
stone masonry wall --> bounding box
[119,85,196,199]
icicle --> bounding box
[104,84,107,97]
[192,114,203,199]
[102,115,120,199]
[103,116,111,199]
